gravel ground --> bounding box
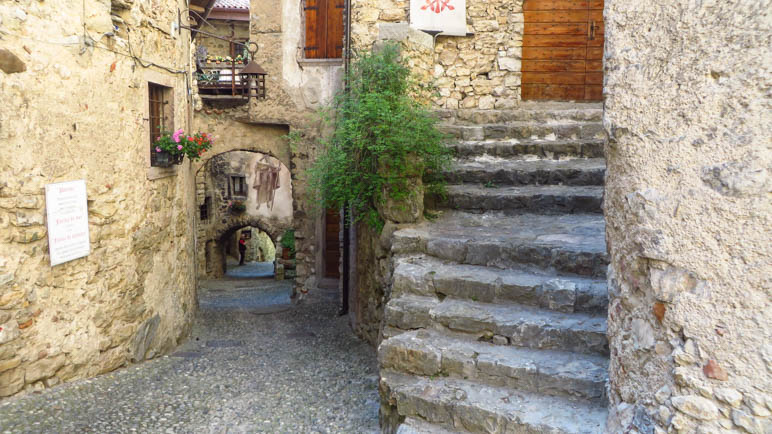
[0,278,380,434]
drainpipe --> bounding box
[338,0,353,317]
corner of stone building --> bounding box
[604,1,771,432]
[0,0,198,398]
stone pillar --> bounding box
[604,1,771,432]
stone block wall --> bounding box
[604,1,771,432]
[0,0,197,397]
[351,0,524,109]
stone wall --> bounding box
[197,20,250,59]
[351,0,524,109]
[0,0,197,397]
[604,1,771,432]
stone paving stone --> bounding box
[0,278,379,434]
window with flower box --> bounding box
[148,83,174,167]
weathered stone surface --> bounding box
[25,354,66,383]
[671,395,719,421]
[732,409,765,434]
[0,49,26,74]
[714,388,743,408]
[604,0,770,430]
[381,371,607,433]
[0,0,198,398]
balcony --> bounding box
[197,63,246,102]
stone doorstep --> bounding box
[381,370,607,434]
[439,121,606,142]
[384,295,609,356]
[391,211,608,278]
[448,157,606,187]
[391,256,608,315]
[379,329,609,403]
[440,184,604,215]
[449,138,605,160]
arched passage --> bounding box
[195,150,294,279]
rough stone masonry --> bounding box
[603,0,771,432]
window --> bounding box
[200,196,211,221]
[229,175,247,198]
[303,0,345,59]
[148,83,173,167]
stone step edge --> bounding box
[384,294,609,356]
[380,370,608,434]
[392,256,608,314]
[396,417,465,434]
[379,329,609,402]
[392,220,608,278]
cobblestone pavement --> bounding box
[0,278,380,434]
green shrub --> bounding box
[305,42,451,229]
[280,229,295,255]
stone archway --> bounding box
[195,150,293,279]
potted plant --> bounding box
[153,129,215,165]
[280,229,295,259]
[228,200,246,215]
[235,55,243,65]
[225,56,232,64]
[215,56,222,64]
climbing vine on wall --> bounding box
[305,42,451,229]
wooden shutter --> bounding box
[304,0,323,59]
[327,0,345,59]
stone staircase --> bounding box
[378,103,609,433]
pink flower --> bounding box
[177,145,183,150]
[172,128,184,143]
[155,147,161,153]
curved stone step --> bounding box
[385,295,608,356]
[393,256,607,314]
[439,184,603,214]
[392,211,607,277]
[450,138,605,160]
[440,121,605,142]
[380,370,607,434]
[379,329,608,403]
[448,158,606,186]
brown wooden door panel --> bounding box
[586,72,603,84]
[324,207,341,278]
[523,47,587,60]
[523,72,586,85]
[522,84,585,100]
[522,60,586,72]
[525,10,588,22]
[586,60,603,71]
[587,47,603,59]
[522,1,604,101]
[523,35,588,47]
[524,0,590,10]
[587,35,604,47]
[585,85,603,100]
[524,22,587,35]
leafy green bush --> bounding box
[280,229,295,255]
[306,43,451,229]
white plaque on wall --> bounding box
[410,0,467,36]
[45,180,90,266]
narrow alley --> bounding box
[0,276,379,433]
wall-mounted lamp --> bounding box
[239,42,267,101]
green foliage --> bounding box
[305,43,452,228]
[280,229,296,255]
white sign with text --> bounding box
[45,180,90,266]
[410,0,467,36]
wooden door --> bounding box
[522,0,604,101]
[324,208,341,278]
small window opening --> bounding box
[230,175,247,197]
